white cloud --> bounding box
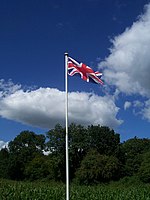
[124,101,132,110]
[0,140,8,150]
[99,3,150,97]
[141,99,150,122]
[0,81,122,129]
[133,100,144,108]
[68,92,122,128]
[98,3,150,124]
[0,79,21,98]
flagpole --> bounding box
[65,52,69,200]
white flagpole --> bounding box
[65,52,69,200]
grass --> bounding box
[0,179,150,200]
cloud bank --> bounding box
[0,80,122,130]
[100,4,150,97]
[99,3,150,122]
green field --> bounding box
[0,179,150,200]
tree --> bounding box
[122,137,150,159]
[138,151,150,183]
[46,124,65,155]
[9,130,46,154]
[121,137,150,176]
[75,149,120,185]
[24,155,50,181]
[7,130,46,180]
[87,125,120,156]
[46,124,66,181]
[0,148,9,179]
[46,124,121,182]
[47,123,87,181]
[47,154,66,182]
[69,123,88,179]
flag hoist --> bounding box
[64,52,103,200]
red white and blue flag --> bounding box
[67,56,103,84]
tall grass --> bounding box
[0,179,150,200]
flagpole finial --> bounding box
[65,52,68,56]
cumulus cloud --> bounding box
[99,3,150,97]
[141,100,150,122]
[0,79,21,98]
[0,80,122,129]
[98,3,150,123]
[124,101,132,110]
[133,100,144,108]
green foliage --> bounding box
[121,137,150,176]
[46,124,65,154]
[110,175,143,187]
[8,130,46,154]
[7,130,46,180]
[75,149,120,185]
[87,125,120,156]
[0,179,150,200]
[122,137,150,159]
[69,124,88,179]
[46,124,67,182]
[24,155,50,181]
[47,124,121,182]
[0,148,9,179]
[102,155,120,181]
[138,151,150,183]
[48,154,66,182]
[1,124,150,185]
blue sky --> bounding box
[0,0,150,148]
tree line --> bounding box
[0,123,150,184]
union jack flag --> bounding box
[67,56,103,84]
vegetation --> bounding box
[0,179,150,200]
[0,123,150,186]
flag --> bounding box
[68,56,103,84]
